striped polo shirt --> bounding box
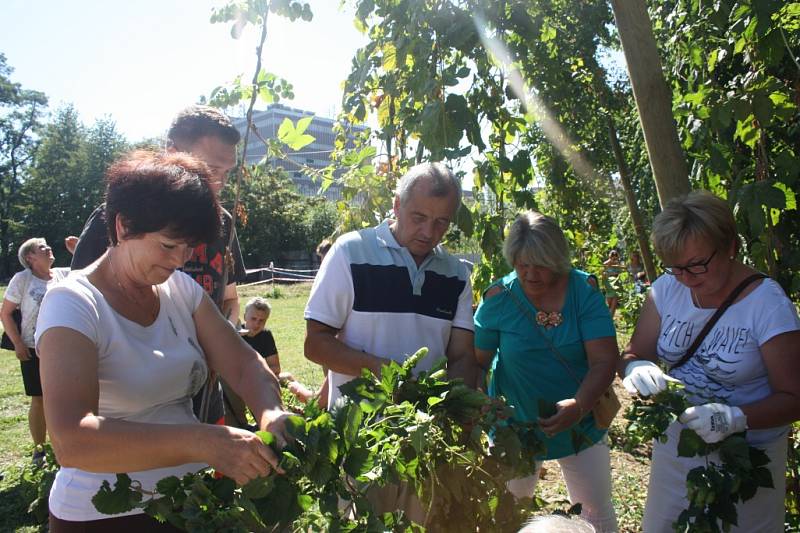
[304,220,474,405]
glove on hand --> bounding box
[679,403,747,444]
[622,360,677,397]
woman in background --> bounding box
[1,238,68,465]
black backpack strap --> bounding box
[670,273,767,371]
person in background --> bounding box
[240,297,280,374]
[601,249,622,317]
[223,297,282,428]
[474,212,618,532]
[316,239,332,263]
[627,251,647,294]
[37,150,289,531]
[619,190,800,532]
[69,105,246,425]
[1,238,69,465]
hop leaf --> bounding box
[92,474,143,515]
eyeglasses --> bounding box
[664,250,716,276]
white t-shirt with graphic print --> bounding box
[651,273,800,445]
[4,267,69,348]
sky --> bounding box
[1,0,367,141]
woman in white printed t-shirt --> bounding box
[618,190,800,532]
[0,238,68,465]
[36,151,291,532]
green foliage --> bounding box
[92,348,544,531]
[17,107,128,268]
[788,423,800,530]
[225,165,337,265]
[624,384,774,531]
[651,0,800,297]
[335,0,651,296]
[20,444,58,525]
[623,381,689,452]
[0,53,48,277]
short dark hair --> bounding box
[316,239,332,258]
[167,105,241,149]
[105,150,222,246]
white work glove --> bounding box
[622,360,678,397]
[679,403,748,444]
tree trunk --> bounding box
[606,115,658,283]
[610,0,691,206]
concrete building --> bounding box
[233,104,365,201]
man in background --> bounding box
[69,104,247,424]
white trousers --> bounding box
[643,421,788,533]
[508,439,618,533]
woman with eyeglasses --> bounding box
[0,238,68,465]
[618,190,800,532]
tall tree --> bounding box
[652,0,799,295]
[225,165,336,266]
[84,117,128,213]
[19,105,88,266]
[0,54,47,276]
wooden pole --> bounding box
[610,0,691,206]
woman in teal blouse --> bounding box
[474,212,619,532]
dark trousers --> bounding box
[50,512,182,532]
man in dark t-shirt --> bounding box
[70,105,246,425]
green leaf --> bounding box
[297,493,314,511]
[211,476,236,502]
[707,48,719,72]
[277,117,316,151]
[540,24,557,42]
[718,436,750,469]
[256,430,275,447]
[343,446,374,478]
[382,43,397,71]
[91,474,143,515]
[752,466,774,489]
[752,93,773,126]
[154,476,182,496]
[242,475,274,500]
[677,428,707,457]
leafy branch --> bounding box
[93,348,545,531]
[623,383,773,532]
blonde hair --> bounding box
[652,190,738,263]
[503,211,571,274]
[244,296,271,319]
[18,238,46,269]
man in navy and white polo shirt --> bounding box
[303,162,476,408]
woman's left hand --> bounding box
[539,398,584,437]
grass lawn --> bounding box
[0,281,651,531]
